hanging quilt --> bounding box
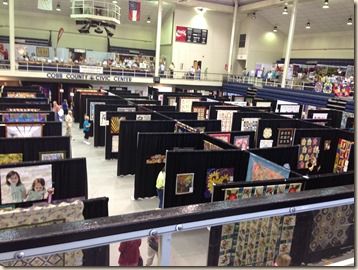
[203,140,223,151]
[333,83,350,97]
[218,183,301,266]
[174,122,196,133]
[297,137,321,169]
[209,133,231,143]
[0,200,84,266]
[309,205,354,253]
[323,83,333,94]
[205,168,234,199]
[241,118,260,132]
[340,111,354,129]
[333,139,353,173]
[233,135,250,150]
[246,153,290,181]
[192,106,206,120]
[179,97,201,112]
[277,128,294,147]
[314,82,323,93]
[217,110,234,132]
[259,139,273,148]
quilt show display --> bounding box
[205,168,234,199]
[7,92,37,98]
[216,110,234,132]
[0,200,84,266]
[209,133,231,143]
[89,102,105,121]
[192,106,206,120]
[233,136,249,150]
[297,137,321,169]
[175,173,194,195]
[110,116,125,153]
[203,140,223,151]
[340,112,354,129]
[246,153,290,181]
[216,182,301,266]
[277,128,294,147]
[2,113,48,122]
[174,122,197,133]
[333,139,353,173]
[179,97,201,112]
[5,124,43,138]
[0,153,23,165]
[241,118,259,132]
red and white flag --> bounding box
[128,1,141,21]
[38,0,53,11]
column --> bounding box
[9,0,15,71]
[154,0,163,78]
[228,0,239,75]
[281,0,298,88]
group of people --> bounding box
[5,170,53,203]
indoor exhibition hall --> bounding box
[0,0,355,267]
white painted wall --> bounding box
[171,7,232,74]
[284,31,354,59]
[160,11,174,67]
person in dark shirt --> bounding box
[307,157,321,175]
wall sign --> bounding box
[175,26,208,44]
[46,73,132,82]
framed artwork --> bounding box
[205,168,234,199]
[192,106,206,120]
[36,46,50,57]
[117,107,136,112]
[168,97,177,106]
[2,113,47,122]
[233,135,249,150]
[277,128,294,147]
[0,200,83,266]
[0,164,52,204]
[312,113,328,120]
[110,116,125,134]
[175,173,194,195]
[0,153,23,165]
[112,135,119,153]
[209,133,231,143]
[324,140,331,150]
[99,111,107,126]
[333,138,353,173]
[297,137,321,169]
[241,118,259,132]
[179,97,201,112]
[259,139,273,148]
[89,102,105,121]
[39,151,66,161]
[7,108,40,112]
[279,104,300,113]
[217,110,234,132]
[218,183,301,266]
[256,102,271,107]
[146,154,166,164]
[136,114,152,121]
[340,112,354,129]
[5,124,43,138]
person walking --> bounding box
[52,101,60,121]
[156,166,165,209]
[118,239,142,266]
[62,99,68,115]
[65,110,75,140]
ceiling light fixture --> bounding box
[282,6,288,15]
[323,0,329,8]
[194,6,209,14]
[112,0,118,3]
[147,16,151,23]
[56,3,61,11]
[252,12,256,19]
[273,26,278,32]
[306,21,311,29]
[347,16,353,25]
[3,0,8,5]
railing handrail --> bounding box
[0,184,353,261]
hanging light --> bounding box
[347,16,353,25]
[306,21,311,29]
[252,12,256,19]
[147,16,151,23]
[282,5,288,15]
[2,0,8,5]
[112,0,118,3]
[273,26,278,32]
[56,3,61,11]
[323,0,329,8]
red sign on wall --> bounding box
[175,26,187,42]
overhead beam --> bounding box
[238,0,293,13]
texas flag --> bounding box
[129,1,141,21]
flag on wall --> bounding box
[128,1,141,21]
[38,0,53,11]
[56,28,64,46]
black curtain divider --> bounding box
[93,104,138,147]
[0,111,55,122]
[0,121,62,137]
[231,112,285,132]
[117,120,176,175]
[73,91,106,125]
[0,136,71,160]
[0,158,88,208]
[252,98,277,112]
[248,146,300,176]
[82,197,110,266]
[304,171,354,191]
[205,131,256,149]
[293,128,354,174]
[105,112,169,159]
[148,86,159,100]
[307,109,343,128]
[160,111,198,120]
[181,119,222,132]
[201,133,238,149]
[164,149,250,208]
[140,105,176,112]
[239,106,271,113]
[0,97,48,104]
[161,93,202,106]
[134,132,204,199]
[0,103,51,111]
[129,100,161,106]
